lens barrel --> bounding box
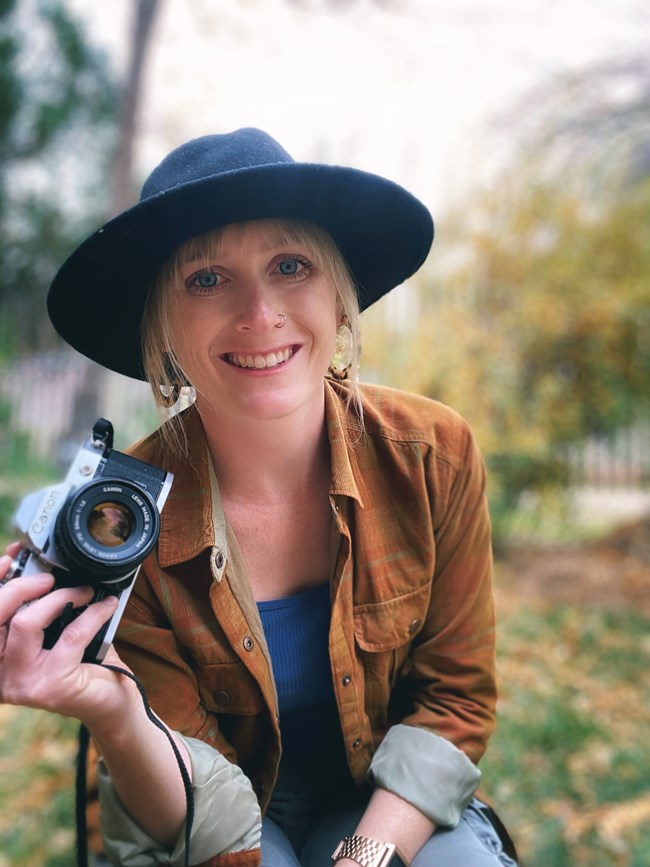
[53,478,160,587]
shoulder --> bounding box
[356,382,477,466]
[326,379,481,476]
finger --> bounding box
[0,569,55,620]
[0,550,21,580]
[2,595,120,713]
[4,585,95,664]
[47,595,120,665]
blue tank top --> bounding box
[257,581,341,758]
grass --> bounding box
[481,589,650,866]
[0,708,80,867]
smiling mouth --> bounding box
[225,347,295,369]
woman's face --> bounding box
[169,221,340,425]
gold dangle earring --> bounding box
[328,320,354,381]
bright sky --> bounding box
[69,0,643,216]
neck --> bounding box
[195,392,330,501]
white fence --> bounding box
[1,350,162,469]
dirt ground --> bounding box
[495,515,650,616]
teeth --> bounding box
[229,347,293,369]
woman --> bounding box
[1,128,517,867]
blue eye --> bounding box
[197,271,218,287]
[279,259,299,275]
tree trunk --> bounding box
[110,0,161,215]
[66,0,161,452]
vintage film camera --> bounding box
[4,418,173,662]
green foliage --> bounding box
[361,176,650,542]
[481,596,650,865]
[0,0,118,359]
[0,707,79,866]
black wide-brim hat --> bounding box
[47,128,434,380]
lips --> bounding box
[225,346,294,369]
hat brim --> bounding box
[47,162,433,380]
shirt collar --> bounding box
[155,405,224,569]
[324,379,364,507]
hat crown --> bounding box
[140,128,295,201]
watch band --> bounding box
[332,835,406,867]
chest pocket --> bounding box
[353,580,430,650]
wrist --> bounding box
[82,669,144,743]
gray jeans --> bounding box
[261,752,517,867]
[262,799,517,867]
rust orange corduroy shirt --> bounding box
[110,379,497,861]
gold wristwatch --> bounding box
[331,835,407,867]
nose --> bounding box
[234,284,279,333]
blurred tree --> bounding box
[0,0,118,358]
[362,154,650,540]
[501,34,650,200]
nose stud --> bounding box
[275,313,286,328]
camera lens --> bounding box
[53,479,160,587]
[87,502,136,547]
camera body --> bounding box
[4,418,173,662]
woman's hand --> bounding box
[0,543,124,726]
[1,543,193,848]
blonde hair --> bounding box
[141,219,362,449]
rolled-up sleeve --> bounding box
[99,734,261,866]
[367,723,480,827]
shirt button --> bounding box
[243,636,255,652]
[342,675,352,686]
[408,618,422,635]
[215,550,225,569]
[214,690,230,704]
[351,738,361,749]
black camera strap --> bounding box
[75,665,194,867]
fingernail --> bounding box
[33,573,55,584]
[101,595,119,607]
